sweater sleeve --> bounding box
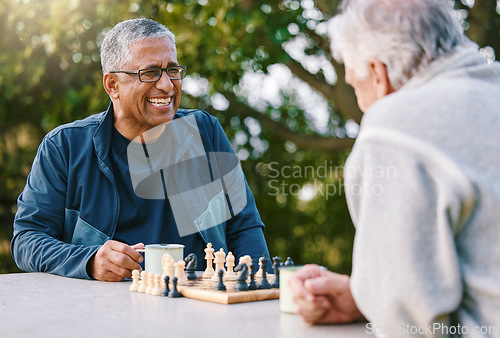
[12,137,99,279]
[345,127,474,337]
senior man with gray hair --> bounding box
[289,0,500,336]
[12,18,270,281]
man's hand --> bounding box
[87,240,144,281]
[288,264,365,324]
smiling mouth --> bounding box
[147,97,172,107]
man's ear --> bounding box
[103,73,119,100]
[367,58,395,99]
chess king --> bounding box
[11,18,271,281]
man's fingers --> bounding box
[96,269,125,282]
[90,240,144,281]
[294,295,330,323]
[109,241,144,264]
[106,263,134,279]
[109,251,141,271]
[131,242,145,250]
[288,264,324,294]
[304,271,349,296]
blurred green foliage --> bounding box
[0,0,498,275]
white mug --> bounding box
[142,244,184,275]
[279,265,303,313]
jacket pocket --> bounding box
[65,209,109,246]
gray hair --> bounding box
[100,18,176,74]
[329,0,470,89]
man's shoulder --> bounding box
[45,112,106,141]
[176,108,218,124]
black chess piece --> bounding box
[234,264,249,292]
[284,257,294,266]
[248,262,257,290]
[272,256,281,288]
[168,277,182,298]
[215,269,226,291]
[184,253,198,281]
[163,275,170,297]
[258,254,271,289]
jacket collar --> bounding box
[93,102,115,170]
[400,43,484,91]
[92,103,195,171]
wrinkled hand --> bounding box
[87,240,144,281]
[288,264,365,324]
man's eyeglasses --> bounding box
[110,66,187,82]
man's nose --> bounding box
[155,70,174,91]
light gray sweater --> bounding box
[345,45,500,337]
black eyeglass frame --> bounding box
[110,66,187,82]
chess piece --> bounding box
[284,257,294,266]
[138,271,148,293]
[129,269,140,292]
[214,270,226,291]
[258,254,271,289]
[255,257,264,278]
[211,248,226,282]
[272,256,281,288]
[224,252,237,281]
[184,253,198,281]
[248,262,257,290]
[162,253,175,279]
[160,273,166,290]
[152,274,163,296]
[238,255,252,281]
[238,255,252,271]
[168,277,182,298]
[174,260,187,284]
[202,243,215,279]
[146,272,155,294]
[234,264,249,292]
[166,261,174,280]
[163,276,170,297]
[162,253,174,271]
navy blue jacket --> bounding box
[12,104,269,279]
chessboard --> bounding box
[129,243,294,305]
[177,275,279,305]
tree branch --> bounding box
[284,57,363,123]
[221,91,355,152]
[313,0,339,18]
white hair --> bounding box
[100,18,176,74]
[329,0,471,89]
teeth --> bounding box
[147,97,171,106]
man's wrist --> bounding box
[86,254,96,279]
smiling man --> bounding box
[12,19,270,281]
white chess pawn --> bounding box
[174,260,187,284]
[166,262,174,280]
[138,271,148,293]
[202,243,215,279]
[224,252,237,281]
[211,248,226,282]
[130,270,140,292]
[151,274,163,296]
[146,273,155,294]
